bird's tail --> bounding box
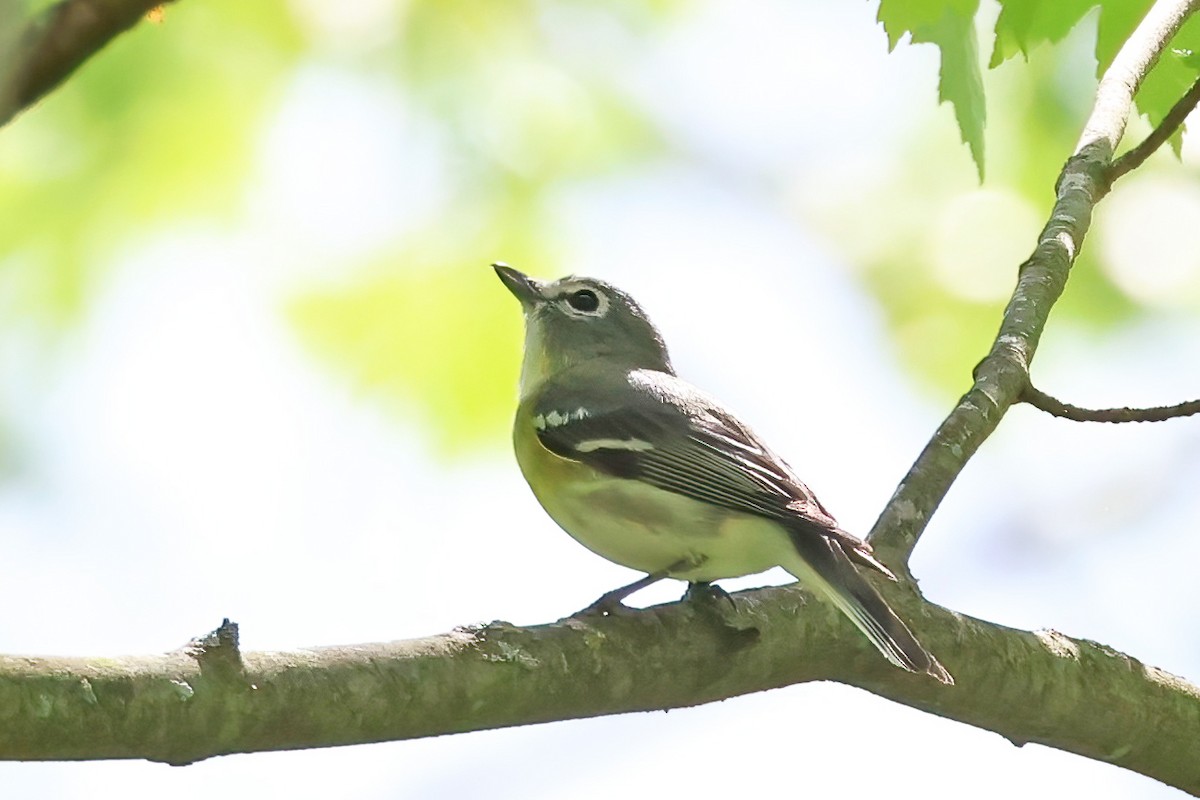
[782,527,953,685]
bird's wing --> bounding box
[533,369,865,547]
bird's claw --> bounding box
[682,581,736,611]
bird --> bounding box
[494,263,952,684]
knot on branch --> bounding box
[1057,147,1113,200]
[183,618,245,682]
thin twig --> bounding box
[1022,383,1200,422]
[1109,74,1200,182]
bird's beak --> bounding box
[493,263,545,307]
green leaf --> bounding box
[880,0,987,178]
[990,0,1097,67]
[1132,13,1200,154]
[933,11,987,178]
[877,0,980,48]
[1094,0,1154,72]
[878,0,955,50]
[878,0,986,178]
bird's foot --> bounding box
[682,581,736,611]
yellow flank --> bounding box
[513,408,791,581]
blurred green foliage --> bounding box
[1,1,303,327]
[0,0,664,453]
[838,0,1198,396]
[291,262,521,457]
[0,0,1197,455]
[287,0,664,452]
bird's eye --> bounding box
[567,289,600,313]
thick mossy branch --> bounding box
[2,601,1198,793]
[0,0,173,128]
[866,0,1200,567]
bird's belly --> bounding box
[515,426,789,580]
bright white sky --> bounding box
[2,0,1199,797]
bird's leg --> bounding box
[574,559,695,616]
[575,571,669,616]
[682,581,736,611]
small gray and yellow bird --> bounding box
[495,263,951,683]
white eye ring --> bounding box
[560,287,608,317]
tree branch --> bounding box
[866,0,1200,567]
[1077,0,1200,162]
[1110,74,1200,182]
[3,1,1199,794]
[1022,383,1200,422]
[3,597,1198,793]
[0,0,173,129]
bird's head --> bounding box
[494,263,673,395]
